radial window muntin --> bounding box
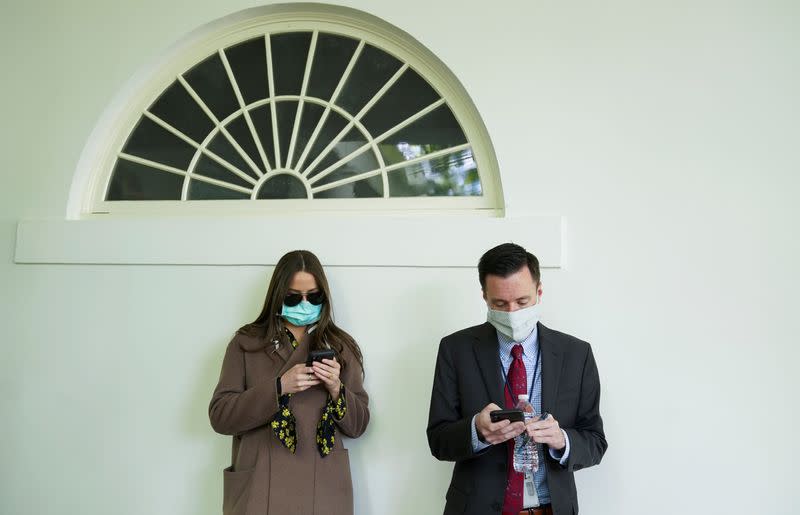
[78,4,502,215]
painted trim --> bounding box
[15,216,562,267]
[67,3,504,218]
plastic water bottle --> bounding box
[512,394,539,473]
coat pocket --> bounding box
[222,465,254,515]
[313,448,354,515]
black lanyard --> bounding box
[500,344,541,404]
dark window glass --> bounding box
[226,36,268,105]
[148,81,214,143]
[249,104,277,167]
[288,101,325,167]
[306,34,359,101]
[256,174,307,199]
[107,159,183,200]
[122,117,196,170]
[193,154,254,189]
[189,180,250,200]
[106,30,483,202]
[361,68,440,137]
[270,32,312,96]
[206,130,260,181]
[274,100,298,167]
[225,115,266,176]
[184,53,240,121]
[379,104,468,166]
[336,44,402,115]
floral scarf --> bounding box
[269,330,346,457]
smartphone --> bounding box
[489,409,525,423]
[306,349,336,367]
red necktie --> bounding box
[502,344,526,514]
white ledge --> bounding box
[14,216,563,267]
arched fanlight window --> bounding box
[77,4,502,215]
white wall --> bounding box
[2,1,798,514]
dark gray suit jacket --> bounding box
[427,322,607,515]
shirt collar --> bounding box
[497,323,539,362]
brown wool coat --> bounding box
[209,330,370,515]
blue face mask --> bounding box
[281,300,322,326]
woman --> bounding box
[209,250,369,515]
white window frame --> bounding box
[69,3,504,218]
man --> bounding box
[427,243,607,515]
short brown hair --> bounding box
[478,243,540,288]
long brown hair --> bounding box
[238,250,364,373]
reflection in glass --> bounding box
[387,148,481,197]
[300,110,350,174]
[379,104,468,166]
[315,174,382,198]
[311,128,379,185]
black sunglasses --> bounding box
[283,290,326,307]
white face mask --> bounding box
[487,302,541,342]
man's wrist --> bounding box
[548,429,571,465]
[476,423,487,443]
[471,414,491,452]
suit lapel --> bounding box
[472,322,505,408]
[538,322,563,413]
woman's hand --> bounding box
[280,363,321,394]
[312,358,342,399]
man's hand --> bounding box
[526,414,566,450]
[475,403,526,445]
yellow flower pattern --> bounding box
[269,330,348,458]
[316,390,347,457]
